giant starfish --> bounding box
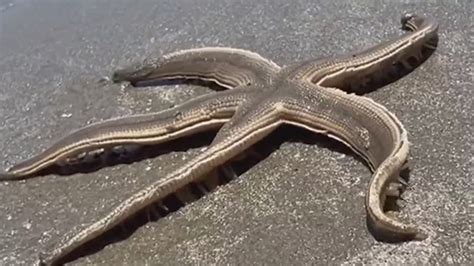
[0,14,438,265]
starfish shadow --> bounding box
[42,123,367,264]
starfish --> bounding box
[0,14,438,265]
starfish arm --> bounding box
[112,47,281,89]
[38,103,282,265]
[0,88,253,180]
[287,14,438,94]
[283,82,425,241]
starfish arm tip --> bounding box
[0,170,14,181]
